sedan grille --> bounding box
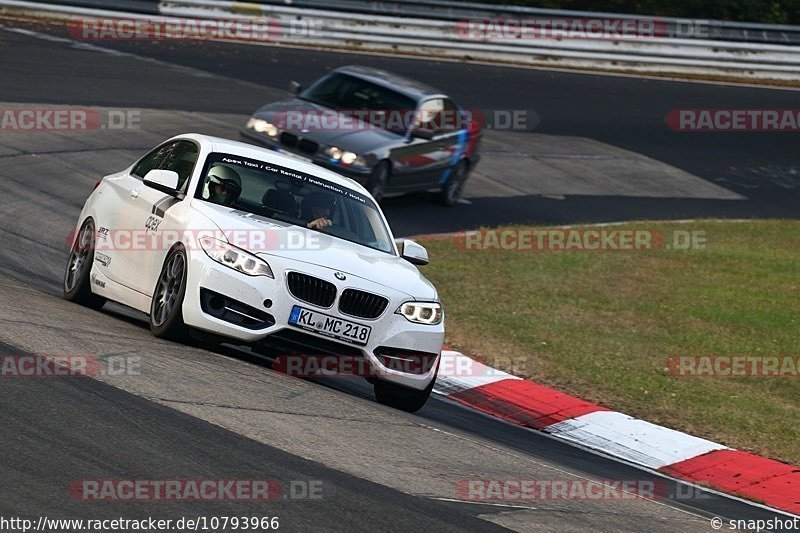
[338,289,389,319]
[279,132,319,155]
[287,272,337,308]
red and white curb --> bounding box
[434,349,800,516]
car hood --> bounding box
[254,97,403,152]
[190,201,437,300]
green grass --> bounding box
[420,220,800,464]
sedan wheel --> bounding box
[367,162,389,203]
[150,246,189,340]
[63,219,106,309]
[438,160,468,207]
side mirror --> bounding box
[143,169,180,195]
[411,128,436,140]
[399,239,429,266]
[289,80,302,95]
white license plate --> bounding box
[288,305,371,346]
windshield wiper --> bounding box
[297,95,343,111]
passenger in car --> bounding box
[302,192,335,230]
[262,188,298,217]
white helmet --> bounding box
[204,165,242,206]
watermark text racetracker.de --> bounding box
[247,108,540,133]
[0,354,140,378]
[454,228,707,252]
[455,17,665,40]
[0,108,140,132]
[79,227,333,253]
[455,478,715,502]
[68,479,322,502]
[455,18,711,40]
[67,17,321,42]
[272,351,529,378]
[667,109,800,131]
[667,356,800,377]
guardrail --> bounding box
[5,0,800,80]
[160,0,800,80]
[240,0,800,46]
[28,0,159,14]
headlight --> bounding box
[246,117,279,137]
[351,155,369,167]
[325,146,359,165]
[396,302,442,325]
[199,237,274,278]
[325,146,343,159]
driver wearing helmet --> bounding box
[202,165,242,207]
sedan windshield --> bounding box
[195,152,395,254]
[299,73,417,131]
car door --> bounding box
[388,98,447,189]
[390,98,466,189]
[119,140,199,295]
[97,142,171,287]
[426,98,470,188]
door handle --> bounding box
[130,189,140,199]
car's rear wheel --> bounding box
[374,375,436,413]
[438,159,468,207]
[366,161,390,203]
[150,246,189,341]
[63,218,106,309]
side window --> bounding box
[159,141,199,190]
[415,99,444,133]
[131,143,172,179]
[440,99,463,132]
[416,99,462,133]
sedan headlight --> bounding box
[396,302,442,325]
[246,117,279,137]
[325,146,359,165]
[199,237,274,278]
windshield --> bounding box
[299,72,417,131]
[195,153,395,254]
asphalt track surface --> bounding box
[0,16,796,532]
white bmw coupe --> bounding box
[64,134,444,411]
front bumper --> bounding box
[240,129,373,184]
[182,247,444,390]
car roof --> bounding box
[177,133,370,194]
[333,65,445,101]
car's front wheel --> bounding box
[63,218,106,309]
[150,246,190,340]
[438,159,469,207]
[366,161,390,203]
[374,375,436,413]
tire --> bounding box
[63,218,106,309]
[438,159,469,207]
[149,246,190,341]
[374,374,436,413]
[366,161,390,203]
